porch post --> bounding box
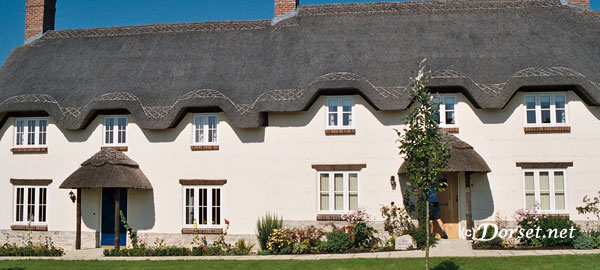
[114,188,121,249]
[76,188,82,250]
[465,172,474,240]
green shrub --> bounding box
[404,227,437,250]
[256,213,283,251]
[322,228,353,252]
[573,234,594,250]
[228,239,255,255]
[351,222,378,249]
[537,216,579,247]
[472,227,503,249]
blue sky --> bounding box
[0,0,599,66]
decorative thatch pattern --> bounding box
[60,148,152,189]
[0,0,598,129]
[398,134,491,174]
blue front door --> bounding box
[101,188,127,246]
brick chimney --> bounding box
[275,0,299,17]
[570,0,589,8]
[25,0,57,42]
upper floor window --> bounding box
[524,94,567,125]
[326,97,353,129]
[104,116,127,146]
[318,171,359,213]
[432,95,456,126]
[14,118,47,147]
[523,169,567,213]
[14,186,47,225]
[193,114,218,145]
[183,186,222,228]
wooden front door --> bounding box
[434,173,459,238]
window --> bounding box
[183,187,222,228]
[13,186,47,225]
[432,95,456,126]
[14,118,48,147]
[193,114,218,145]
[524,94,567,125]
[318,172,359,213]
[523,169,567,213]
[326,98,353,128]
[104,116,127,145]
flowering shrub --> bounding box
[321,226,353,252]
[266,229,295,254]
[513,206,580,247]
[291,225,325,254]
[380,202,415,237]
[342,208,370,224]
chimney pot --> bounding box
[274,0,299,18]
[25,0,57,42]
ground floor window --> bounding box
[183,187,221,227]
[14,186,47,225]
[318,172,359,213]
[523,169,566,213]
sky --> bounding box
[0,0,599,66]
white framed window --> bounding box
[193,114,218,145]
[183,186,222,228]
[432,95,456,126]
[14,118,48,147]
[104,116,128,146]
[13,186,47,225]
[524,93,567,125]
[326,97,354,129]
[317,172,359,213]
[522,169,567,213]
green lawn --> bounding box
[0,254,598,270]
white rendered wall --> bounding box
[1,92,599,240]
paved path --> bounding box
[2,239,600,261]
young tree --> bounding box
[397,60,450,270]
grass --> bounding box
[0,254,599,270]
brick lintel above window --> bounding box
[10,179,52,185]
[516,162,573,169]
[179,179,227,186]
[311,164,366,171]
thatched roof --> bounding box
[60,148,152,189]
[0,0,598,129]
[398,134,491,174]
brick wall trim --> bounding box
[10,179,53,185]
[311,164,367,171]
[524,126,570,133]
[181,228,223,234]
[316,214,344,221]
[190,145,219,151]
[179,179,227,186]
[516,162,573,169]
[11,225,48,231]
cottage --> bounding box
[0,0,599,250]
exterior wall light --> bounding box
[390,175,396,189]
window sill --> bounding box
[101,146,128,151]
[441,127,459,133]
[325,129,355,136]
[190,145,220,151]
[11,225,48,231]
[534,213,569,219]
[11,147,48,154]
[524,126,570,133]
[316,214,345,221]
[181,228,223,234]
